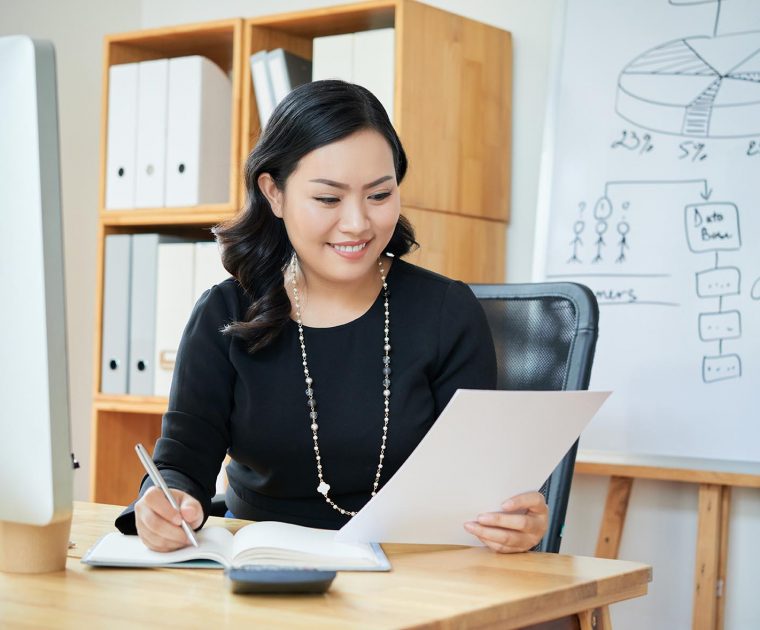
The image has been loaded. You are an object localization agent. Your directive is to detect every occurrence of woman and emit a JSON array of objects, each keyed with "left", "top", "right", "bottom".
[{"left": 116, "top": 80, "right": 548, "bottom": 554}]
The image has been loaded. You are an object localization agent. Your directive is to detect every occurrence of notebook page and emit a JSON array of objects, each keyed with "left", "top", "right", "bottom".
[
  {"left": 231, "top": 521, "right": 379, "bottom": 565},
  {"left": 83, "top": 526, "right": 234, "bottom": 567}
]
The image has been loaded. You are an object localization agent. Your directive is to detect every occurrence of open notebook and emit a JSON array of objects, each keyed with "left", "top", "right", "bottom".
[{"left": 82, "top": 521, "right": 390, "bottom": 571}]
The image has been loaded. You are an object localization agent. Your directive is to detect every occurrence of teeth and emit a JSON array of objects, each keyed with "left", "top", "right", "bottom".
[{"left": 333, "top": 243, "right": 367, "bottom": 253}]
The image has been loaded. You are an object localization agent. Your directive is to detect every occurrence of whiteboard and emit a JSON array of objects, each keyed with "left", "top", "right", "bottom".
[{"left": 534, "top": 0, "right": 760, "bottom": 462}]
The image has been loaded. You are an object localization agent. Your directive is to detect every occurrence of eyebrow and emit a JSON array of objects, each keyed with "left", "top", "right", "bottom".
[{"left": 308, "top": 175, "right": 394, "bottom": 190}]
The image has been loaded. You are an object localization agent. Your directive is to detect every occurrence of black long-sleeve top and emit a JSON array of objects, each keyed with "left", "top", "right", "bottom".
[{"left": 116, "top": 258, "right": 497, "bottom": 533}]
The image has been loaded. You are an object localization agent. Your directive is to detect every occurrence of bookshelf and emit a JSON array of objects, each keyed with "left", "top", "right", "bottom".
[{"left": 91, "top": 0, "right": 512, "bottom": 504}]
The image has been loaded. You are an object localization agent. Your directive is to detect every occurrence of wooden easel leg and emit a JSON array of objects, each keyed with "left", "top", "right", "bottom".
[
  {"left": 716, "top": 486, "right": 731, "bottom": 630},
  {"left": 595, "top": 476, "right": 633, "bottom": 559},
  {"left": 578, "top": 610, "right": 593, "bottom": 630},
  {"left": 577, "top": 607, "right": 612, "bottom": 630},
  {"left": 693, "top": 484, "right": 724, "bottom": 630},
  {"left": 598, "top": 605, "right": 612, "bottom": 630}
]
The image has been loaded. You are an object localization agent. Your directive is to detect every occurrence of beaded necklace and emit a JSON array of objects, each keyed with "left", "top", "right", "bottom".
[{"left": 290, "top": 256, "right": 390, "bottom": 516}]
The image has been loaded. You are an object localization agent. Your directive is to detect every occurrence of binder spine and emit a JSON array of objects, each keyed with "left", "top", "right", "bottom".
[
  {"left": 105, "top": 63, "right": 139, "bottom": 209},
  {"left": 128, "top": 234, "right": 159, "bottom": 395},
  {"left": 100, "top": 234, "right": 132, "bottom": 394}
]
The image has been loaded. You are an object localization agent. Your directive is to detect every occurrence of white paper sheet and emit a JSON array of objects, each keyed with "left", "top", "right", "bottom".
[{"left": 335, "top": 389, "right": 611, "bottom": 546}]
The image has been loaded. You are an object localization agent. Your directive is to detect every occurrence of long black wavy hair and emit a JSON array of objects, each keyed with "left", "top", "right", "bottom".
[{"left": 213, "top": 80, "right": 418, "bottom": 354}]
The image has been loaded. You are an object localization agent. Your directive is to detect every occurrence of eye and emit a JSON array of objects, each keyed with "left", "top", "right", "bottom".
[
  {"left": 369, "top": 192, "right": 391, "bottom": 201},
  {"left": 314, "top": 197, "right": 340, "bottom": 205}
]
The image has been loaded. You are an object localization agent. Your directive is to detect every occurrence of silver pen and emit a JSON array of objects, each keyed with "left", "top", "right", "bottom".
[{"left": 134, "top": 443, "right": 199, "bottom": 548}]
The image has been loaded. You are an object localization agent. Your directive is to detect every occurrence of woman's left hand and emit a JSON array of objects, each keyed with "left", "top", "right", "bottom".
[{"left": 464, "top": 491, "right": 549, "bottom": 553}]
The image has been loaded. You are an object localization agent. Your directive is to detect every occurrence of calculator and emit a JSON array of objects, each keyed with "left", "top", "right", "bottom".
[{"left": 224, "top": 566, "right": 337, "bottom": 594}]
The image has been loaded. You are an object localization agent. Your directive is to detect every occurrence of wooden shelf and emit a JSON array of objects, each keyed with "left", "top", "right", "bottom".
[
  {"left": 107, "top": 18, "right": 240, "bottom": 70},
  {"left": 100, "top": 205, "right": 238, "bottom": 227},
  {"left": 248, "top": 1, "right": 395, "bottom": 36},
  {"left": 91, "top": 18, "right": 246, "bottom": 503},
  {"left": 93, "top": 395, "right": 168, "bottom": 415}
]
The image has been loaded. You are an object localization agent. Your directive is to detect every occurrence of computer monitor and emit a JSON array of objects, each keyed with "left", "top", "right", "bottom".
[{"left": 0, "top": 35, "right": 73, "bottom": 571}]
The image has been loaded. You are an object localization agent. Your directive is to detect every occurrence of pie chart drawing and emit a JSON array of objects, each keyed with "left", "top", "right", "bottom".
[{"left": 616, "top": 31, "right": 760, "bottom": 138}]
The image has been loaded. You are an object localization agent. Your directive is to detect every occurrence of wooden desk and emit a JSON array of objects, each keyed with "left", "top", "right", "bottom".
[
  {"left": 576, "top": 450, "right": 760, "bottom": 630},
  {"left": 0, "top": 502, "right": 651, "bottom": 629}
]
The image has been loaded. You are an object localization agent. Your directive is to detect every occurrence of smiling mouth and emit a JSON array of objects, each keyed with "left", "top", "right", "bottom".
[{"left": 329, "top": 241, "right": 369, "bottom": 253}]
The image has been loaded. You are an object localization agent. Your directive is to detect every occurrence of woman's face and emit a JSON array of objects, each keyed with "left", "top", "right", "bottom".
[{"left": 262, "top": 129, "right": 400, "bottom": 287}]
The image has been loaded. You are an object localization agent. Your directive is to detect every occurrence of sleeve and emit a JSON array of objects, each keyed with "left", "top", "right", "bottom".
[
  {"left": 431, "top": 281, "right": 497, "bottom": 416},
  {"left": 115, "top": 284, "right": 237, "bottom": 534}
]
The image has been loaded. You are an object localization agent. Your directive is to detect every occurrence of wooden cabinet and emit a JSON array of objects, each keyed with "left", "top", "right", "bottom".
[{"left": 91, "top": 0, "right": 511, "bottom": 504}]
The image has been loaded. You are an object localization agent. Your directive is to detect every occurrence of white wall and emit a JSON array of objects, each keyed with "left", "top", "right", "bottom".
[
  {"left": 0, "top": 0, "right": 142, "bottom": 502},
  {"left": 4, "top": 0, "right": 756, "bottom": 627}
]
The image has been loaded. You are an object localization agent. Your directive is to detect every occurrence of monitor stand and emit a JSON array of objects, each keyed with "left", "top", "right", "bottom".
[{"left": 0, "top": 512, "right": 72, "bottom": 573}]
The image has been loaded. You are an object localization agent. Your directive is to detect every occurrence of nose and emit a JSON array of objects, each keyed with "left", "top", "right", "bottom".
[{"left": 338, "top": 197, "right": 371, "bottom": 234}]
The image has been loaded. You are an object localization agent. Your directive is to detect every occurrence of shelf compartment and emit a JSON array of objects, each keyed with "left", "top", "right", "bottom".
[
  {"left": 240, "top": 0, "right": 511, "bottom": 222},
  {"left": 98, "top": 18, "right": 244, "bottom": 215},
  {"left": 91, "top": 410, "right": 162, "bottom": 504}
]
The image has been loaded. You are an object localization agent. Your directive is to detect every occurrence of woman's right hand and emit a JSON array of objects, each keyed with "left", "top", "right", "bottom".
[{"left": 134, "top": 486, "right": 204, "bottom": 552}]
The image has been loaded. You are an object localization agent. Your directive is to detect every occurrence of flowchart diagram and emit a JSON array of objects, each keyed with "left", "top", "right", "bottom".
[
  {"left": 562, "top": 179, "right": 756, "bottom": 382},
  {"left": 683, "top": 196, "right": 743, "bottom": 382}
]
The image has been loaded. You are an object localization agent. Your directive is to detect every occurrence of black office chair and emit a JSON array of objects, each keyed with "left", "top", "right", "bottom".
[{"left": 469, "top": 282, "right": 599, "bottom": 553}]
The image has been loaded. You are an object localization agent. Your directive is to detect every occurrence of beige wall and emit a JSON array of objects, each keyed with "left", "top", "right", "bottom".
[{"left": 0, "top": 0, "right": 141, "bottom": 501}]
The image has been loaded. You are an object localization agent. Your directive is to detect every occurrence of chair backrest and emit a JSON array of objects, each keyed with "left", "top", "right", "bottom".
[{"left": 469, "top": 282, "right": 599, "bottom": 553}]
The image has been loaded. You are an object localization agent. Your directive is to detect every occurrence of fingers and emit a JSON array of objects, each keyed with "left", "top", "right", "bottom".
[
  {"left": 479, "top": 509, "right": 547, "bottom": 543},
  {"left": 136, "top": 509, "right": 189, "bottom": 552},
  {"left": 477, "top": 511, "right": 544, "bottom": 547},
  {"left": 463, "top": 492, "right": 549, "bottom": 553},
  {"left": 499, "top": 492, "right": 549, "bottom": 536},
  {"left": 135, "top": 487, "right": 202, "bottom": 552},
  {"left": 463, "top": 521, "right": 534, "bottom": 553},
  {"left": 143, "top": 486, "right": 184, "bottom": 525},
  {"left": 501, "top": 491, "right": 548, "bottom": 514},
  {"left": 477, "top": 512, "right": 532, "bottom": 532},
  {"left": 178, "top": 493, "right": 204, "bottom": 529}
]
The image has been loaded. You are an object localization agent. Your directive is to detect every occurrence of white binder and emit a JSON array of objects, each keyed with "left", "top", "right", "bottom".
[
  {"left": 312, "top": 33, "right": 354, "bottom": 82},
  {"left": 135, "top": 59, "right": 169, "bottom": 208},
  {"left": 193, "top": 241, "right": 229, "bottom": 299},
  {"left": 353, "top": 28, "right": 395, "bottom": 121},
  {"left": 105, "top": 63, "right": 138, "bottom": 209},
  {"left": 150, "top": 241, "right": 228, "bottom": 398},
  {"left": 100, "top": 234, "right": 132, "bottom": 394},
  {"left": 153, "top": 241, "right": 195, "bottom": 397},
  {"left": 249, "top": 50, "right": 276, "bottom": 129},
  {"left": 165, "top": 56, "right": 231, "bottom": 207},
  {"left": 266, "top": 49, "right": 312, "bottom": 106},
  {"left": 128, "top": 233, "right": 181, "bottom": 395}
]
